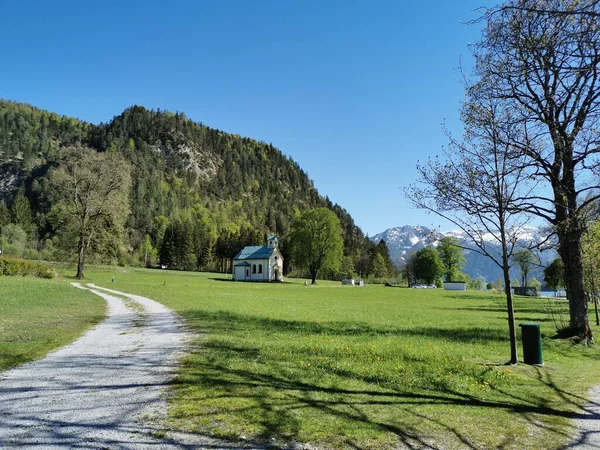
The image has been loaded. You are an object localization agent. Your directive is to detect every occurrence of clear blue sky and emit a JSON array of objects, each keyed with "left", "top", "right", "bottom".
[{"left": 0, "top": 0, "right": 492, "bottom": 235}]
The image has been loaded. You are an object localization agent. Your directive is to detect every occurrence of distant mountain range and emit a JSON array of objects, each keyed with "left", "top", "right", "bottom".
[{"left": 371, "top": 225, "right": 554, "bottom": 283}]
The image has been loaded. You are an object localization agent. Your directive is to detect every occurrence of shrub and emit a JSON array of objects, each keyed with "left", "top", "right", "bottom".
[{"left": 0, "top": 257, "right": 55, "bottom": 279}]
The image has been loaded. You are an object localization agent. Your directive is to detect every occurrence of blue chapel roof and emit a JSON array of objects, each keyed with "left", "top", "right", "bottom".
[{"left": 233, "top": 246, "right": 275, "bottom": 260}]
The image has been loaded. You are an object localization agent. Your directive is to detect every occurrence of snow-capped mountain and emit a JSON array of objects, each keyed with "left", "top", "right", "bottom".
[{"left": 371, "top": 225, "right": 554, "bottom": 282}]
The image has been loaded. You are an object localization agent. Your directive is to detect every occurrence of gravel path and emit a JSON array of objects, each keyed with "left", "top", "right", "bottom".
[
  {"left": 0, "top": 283, "right": 255, "bottom": 449},
  {"left": 566, "top": 384, "right": 600, "bottom": 449}
]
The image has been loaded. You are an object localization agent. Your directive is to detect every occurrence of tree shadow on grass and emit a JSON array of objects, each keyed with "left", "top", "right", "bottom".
[
  {"left": 173, "top": 309, "right": 600, "bottom": 449},
  {"left": 183, "top": 309, "right": 509, "bottom": 344}
]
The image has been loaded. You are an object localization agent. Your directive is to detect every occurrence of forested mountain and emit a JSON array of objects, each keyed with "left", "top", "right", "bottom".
[{"left": 0, "top": 99, "right": 393, "bottom": 278}]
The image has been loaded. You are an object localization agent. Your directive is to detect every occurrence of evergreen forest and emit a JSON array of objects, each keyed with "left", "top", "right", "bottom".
[{"left": 0, "top": 100, "right": 395, "bottom": 280}]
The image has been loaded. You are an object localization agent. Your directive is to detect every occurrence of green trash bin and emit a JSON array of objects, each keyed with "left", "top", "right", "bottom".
[{"left": 519, "top": 323, "right": 543, "bottom": 365}]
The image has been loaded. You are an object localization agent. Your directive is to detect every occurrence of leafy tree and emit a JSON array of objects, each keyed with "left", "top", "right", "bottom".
[
  {"left": 47, "top": 146, "right": 131, "bottom": 279},
  {"left": 374, "top": 239, "right": 396, "bottom": 278},
  {"left": 544, "top": 258, "right": 565, "bottom": 291},
  {"left": 437, "top": 236, "right": 465, "bottom": 281},
  {"left": 582, "top": 221, "right": 600, "bottom": 326},
  {"left": 371, "top": 253, "right": 389, "bottom": 279},
  {"left": 0, "top": 201, "right": 10, "bottom": 255},
  {"left": 139, "top": 234, "right": 157, "bottom": 267},
  {"left": 471, "top": 0, "right": 600, "bottom": 340},
  {"left": 512, "top": 249, "right": 537, "bottom": 288},
  {"left": 1, "top": 223, "right": 27, "bottom": 256},
  {"left": 400, "top": 252, "right": 416, "bottom": 285},
  {"left": 468, "top": 276, "right": 486, "bottom": 290},
  {"left": 529, "top": 277, "right": 542, "bottom": 292},
  {"left": 289, "top": 208, "right": 344, "bottom": 284},
  {"left": 11, "top": 191, "right": 33, "bottom": 234},
  {"left": 412, "top": 247, "right": 444, "bottom": 285}
]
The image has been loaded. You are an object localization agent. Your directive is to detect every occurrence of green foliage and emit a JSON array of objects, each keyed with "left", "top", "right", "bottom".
[
  {"left": 582, "top": 221, "right": 600, "bottom": 297},
  {"left": 544, "top": 258, "right": 564, "bottom": 290},
  {"left": 0, "top": 100, "right": 372, "bottom": 277},
  {"left": 289, "top": 208, "right": 344, "bottom": 284},
  {"left": 47, "top": 146, "right": 131, "bottom": 278},
  {"left": 11, "top": 191, "right": 33, "bottom": 234},
  {"left": 0, "top": 256, "right": 54, "bottom": 278},
  {"left": 413, "top": 247, "right": 444, "bottom": 284},
  {"left": 468, "top": 277, "right": 486, "bottom": 290},
  {"left": 529, "top": 277, "right": 542, "bottom": 291},
  {"left": 512, "top": 249, "right": 537, "bottom": 288},
  {"left": 0, "top": 201, "right": 10, "bottom": 228},
  {"left": 437, "top": 236, "right": 466, "bottom": 281},
  {"left": 370, "top": 252, "right": 389, "bottom": 279}
]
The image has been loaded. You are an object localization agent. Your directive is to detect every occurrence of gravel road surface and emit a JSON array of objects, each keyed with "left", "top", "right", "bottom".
[
  {"left": 0, "top": 284, "right": 255, "bottom": 449},
  {"left": 566, "top": 384, "right": 600, "bottom": 449}
]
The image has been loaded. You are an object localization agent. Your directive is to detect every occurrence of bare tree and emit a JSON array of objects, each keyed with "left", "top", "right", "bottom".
[
  {"left": 407, "top": 95, "right": 534, "bottom": 364},
  {"left": 48, "top": 146, "right": 131, "bottom": 279},
  {"left": 470, "top": 0, "right": 600, "bottom": 341}
]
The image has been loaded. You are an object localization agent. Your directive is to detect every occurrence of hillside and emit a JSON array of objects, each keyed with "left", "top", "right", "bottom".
[
  {"left": 372, "top": 225, "right": 554, "bottom": 283},
  {"left": 0, "top": 99, "right": 383, "bottom": 276}
]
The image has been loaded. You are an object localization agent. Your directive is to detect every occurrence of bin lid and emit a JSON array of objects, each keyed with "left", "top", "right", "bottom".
[{"left": 519, "top": 323, "right": 540, "bottom": 328}]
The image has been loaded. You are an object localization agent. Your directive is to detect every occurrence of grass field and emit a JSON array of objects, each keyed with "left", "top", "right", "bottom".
[
  {"left": 74, "top": 266, "right": 600, "bottom": 450},
  {"left": 0, "top": 277, "right": 105, "bottom": 373}
]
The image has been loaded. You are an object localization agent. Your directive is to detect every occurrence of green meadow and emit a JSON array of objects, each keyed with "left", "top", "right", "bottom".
[
  {"left": 0, "top": 277, "right": 105, "bottom": 372},
  {"left": 75, "top": 266, "right": 600, "bottom": 450}
]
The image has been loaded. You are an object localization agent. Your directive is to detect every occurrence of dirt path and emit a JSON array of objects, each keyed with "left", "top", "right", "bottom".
[{"left": 0, "top": 284, "right": 254, "bottom": 449}]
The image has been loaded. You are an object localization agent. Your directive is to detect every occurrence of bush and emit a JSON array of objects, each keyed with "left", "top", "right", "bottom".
[{"left": 0, "top": 257, "right": 55, "bottom": 278}]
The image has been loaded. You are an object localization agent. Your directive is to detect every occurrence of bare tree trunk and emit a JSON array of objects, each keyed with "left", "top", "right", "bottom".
[
  {"left": 594, "top": 295, "right": 599, "bottom": 327},
  {"left": 502, "top": 262, "right": 518, "bottom": 364},
  {"left": 310, "top": 269, "right": 318, "bottom": 285},
  {"left": 76, "top": 238, "right": 85, "bottom": 280}
]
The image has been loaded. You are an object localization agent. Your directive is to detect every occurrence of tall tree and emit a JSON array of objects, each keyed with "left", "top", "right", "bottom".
[
  {"left": 582, "top": 221, "right": 600, "bottom": 326},
  {"left": 437, "top": 236, "right": 466, "bottom": 281},
  {"left": 412, "top": 247, "right": 444, "bottom": 285},
  {"left": 11, "top": 191, "right": 33, "bottom": 235},
  {"left": 473, "top": 0, "right": 600, "bottom": 340},
  {"left": 544, "top": 258, "right": 565, "bottom": 291},
  {"left": 0, "top": 201, "right": 9, "bottom": 255},
  {"left": 512, "top": 249, "right": 537, "bottom": 288},
  {"left": 407, "top": 91, "right": 532, "bottom": 364},
  {"left": 289, "top": 207, "right": 344, "bottom": 284},
  {"left": 47, "top": 146, "right": 131, "bottom": 279}
]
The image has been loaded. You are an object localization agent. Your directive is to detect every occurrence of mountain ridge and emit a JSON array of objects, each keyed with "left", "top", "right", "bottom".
[
  {"left": 372, "top": 225, "right": 553, "bottom": 283},
  {"left": 0, "top": 99, "right": 382, "bottom": 275}
]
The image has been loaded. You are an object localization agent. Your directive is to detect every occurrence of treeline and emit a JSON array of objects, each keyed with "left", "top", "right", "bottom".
[{"left": 0, "top": 100, "right": 396, "bottom": 280}]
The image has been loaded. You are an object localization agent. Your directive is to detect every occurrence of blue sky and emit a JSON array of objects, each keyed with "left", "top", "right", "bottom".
[{"left": 0, "top": 0, "right": 492, "bottom": 235}]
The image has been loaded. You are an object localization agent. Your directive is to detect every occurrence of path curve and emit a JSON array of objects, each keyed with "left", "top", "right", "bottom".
[{"left": 0, "top": 283, "right": 251, "bottom": 449}]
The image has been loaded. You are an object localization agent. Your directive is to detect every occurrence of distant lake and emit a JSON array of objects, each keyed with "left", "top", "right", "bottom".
[{"left": 539, "top": 290, "right": 567, "bottom": 298}]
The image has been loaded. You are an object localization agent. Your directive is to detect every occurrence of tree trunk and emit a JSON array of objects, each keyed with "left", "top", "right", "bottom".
[
  {"left": 594, "top": 295, "right": 599, "bottom": 327},
  {"left": 503, "top": 265, "right": 518, "bottom": 364},
  {"left": 76, "top": 238, "right": 85, "bottom": 280},
  {"left": 557, "top": 231, "right": 592, "bottom": 340},
  {"left": 310, "top": 269, "right": 318, "bottom": 285}
]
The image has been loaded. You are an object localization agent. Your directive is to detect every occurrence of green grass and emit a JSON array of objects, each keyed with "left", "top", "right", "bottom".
[
  {"left": 0, "top": 276, "right": 105, "bottom": 372},
  {"left": 79, "top": 267, "right": 600, "bottom": 449}
]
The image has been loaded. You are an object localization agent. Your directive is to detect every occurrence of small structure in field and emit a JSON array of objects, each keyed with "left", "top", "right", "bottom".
[
  {"left": 232, "top": 236, "right": 283, "bottom": 282},
  {"left": 443, "top": 281, "right": 467, "bottom": 291},
  {"left": 341, "top": 279, "right": 364, "bottom": 287},
  {"left": 513, "top": 286, "right": 538, "bottom": 297}
]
